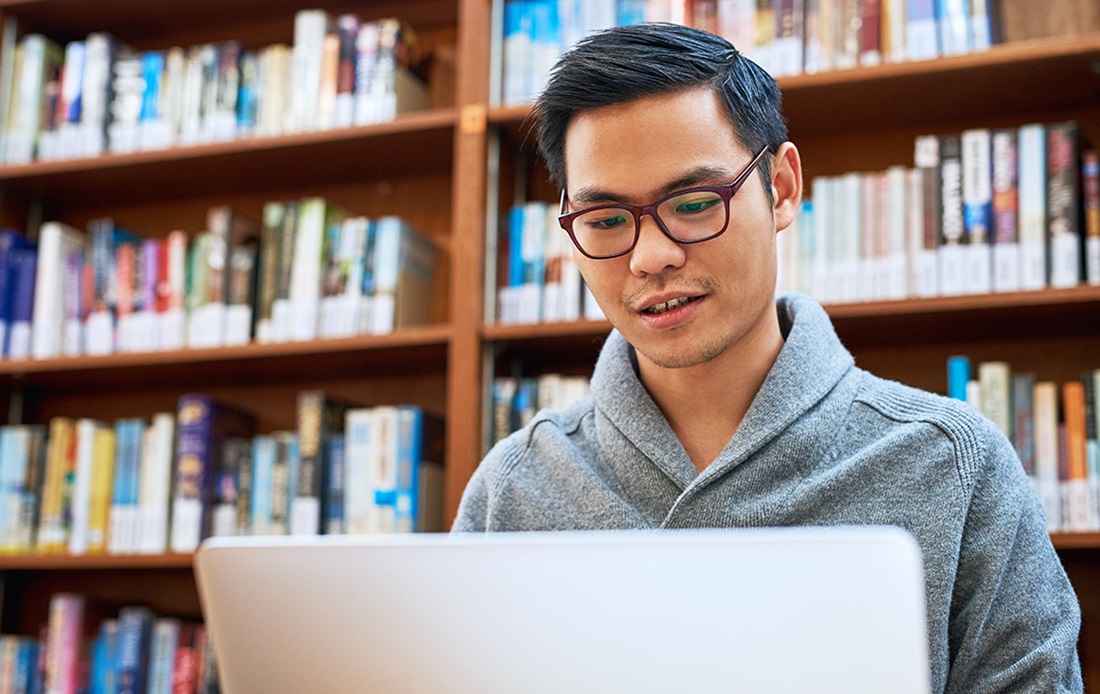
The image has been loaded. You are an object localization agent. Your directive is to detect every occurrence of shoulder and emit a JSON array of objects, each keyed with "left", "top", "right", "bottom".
[{"left": 850, "top": 371, "right": 1018, "bottom": 495}]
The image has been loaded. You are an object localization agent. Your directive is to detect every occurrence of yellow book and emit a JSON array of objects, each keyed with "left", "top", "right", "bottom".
[
  {"left": 36, "top": 417, "right": 74, "bottom": 553},
  {"left": 86, "top": 427, "right": 117, "bottom": 554}
]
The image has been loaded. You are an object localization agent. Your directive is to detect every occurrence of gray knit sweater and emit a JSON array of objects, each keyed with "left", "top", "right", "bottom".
[{"left": 453, "top": 293, "right": 1082, "bottom": 693}]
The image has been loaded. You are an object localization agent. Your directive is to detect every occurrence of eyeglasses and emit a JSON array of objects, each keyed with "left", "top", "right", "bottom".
[{"left": 557, "top": 146, "right": 771, "bottom": 260}]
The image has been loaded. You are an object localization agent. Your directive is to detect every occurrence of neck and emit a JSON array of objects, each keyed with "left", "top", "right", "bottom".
[{"left": 637, "top": 316, "right": 784, "bottom": 473}]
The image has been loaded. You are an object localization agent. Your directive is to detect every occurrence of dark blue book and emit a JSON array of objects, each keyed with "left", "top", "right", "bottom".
[{"left": 117, "top": 607, "right": 154, "bottom": 694}]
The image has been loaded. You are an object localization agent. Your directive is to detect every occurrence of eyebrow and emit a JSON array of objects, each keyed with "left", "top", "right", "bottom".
[{"left": 568, "top": 165, "right": 737, "bottom": 207}]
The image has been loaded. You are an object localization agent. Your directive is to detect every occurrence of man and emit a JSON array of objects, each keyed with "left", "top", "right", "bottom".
[{"left": 453, "top": 23, "right": 1082, "bottom": 692}]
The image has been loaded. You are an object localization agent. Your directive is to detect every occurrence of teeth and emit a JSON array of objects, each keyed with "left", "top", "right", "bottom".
[{"left": 647, "top": 297, "right": 692, "bottom": 315}]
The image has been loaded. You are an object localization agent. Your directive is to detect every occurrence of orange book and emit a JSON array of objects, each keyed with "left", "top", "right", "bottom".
[{"left": 1063, "top": 381, "right": 1088, "bottom": 481}]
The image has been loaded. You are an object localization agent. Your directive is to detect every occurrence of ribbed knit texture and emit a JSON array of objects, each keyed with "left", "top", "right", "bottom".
[{"left": 454, "top": 293, "right": 1082, "bottom": 693}]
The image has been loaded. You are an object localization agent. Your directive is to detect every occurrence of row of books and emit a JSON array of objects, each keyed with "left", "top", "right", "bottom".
[
  {"left": 1, "top": 391, "right": 445, "bottom": 558},
  {"left": 0, "top": 10, "right": 429, "bottom": 165},
  {"left": 0, "top": 201, "right": 437, "bottom": 361},
  {"left": 497, "top": 201, "right": 606, "bottom": 324},
  {"left": 947, "top": 356, "right": 1100, "bottom": 533},
  {"left": 501, "top": 0, "right": 999, "bottom": 104},
  {"left": 490, "top": 373, "right": 591, "bottom": 444},
  {"left": 777, "top": 120, "right": 1099, "bottom": 303},
  {"left": 5, "top": 593, "right": 216, "bottom": 694}
]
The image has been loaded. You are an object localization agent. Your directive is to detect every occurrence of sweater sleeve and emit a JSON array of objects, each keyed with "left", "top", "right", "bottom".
[{"left": 943, "top": 426, "right": 1082, "bottom": 693}]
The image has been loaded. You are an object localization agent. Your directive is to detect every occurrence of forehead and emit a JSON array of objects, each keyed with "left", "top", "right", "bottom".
[{"left": 563, "top": 87, "right": 747, "bottom": 197}]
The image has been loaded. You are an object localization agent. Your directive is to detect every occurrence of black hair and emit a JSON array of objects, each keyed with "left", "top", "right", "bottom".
[{"left": 532, "top": 23, "right": 788, "bottom": 202}]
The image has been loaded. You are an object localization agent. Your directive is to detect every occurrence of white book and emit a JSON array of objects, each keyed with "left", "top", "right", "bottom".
[
  {"left": 520, "top": 201, "right": 547, "bottom": 324},
  {"left": 344, "top": 407, "right": 375, "bottom": 535},
  {"left": 885, "top": 0, "right": 907, "bottom": 63},
  {"left": 582, "top": 282, "right": 605, "bottom": 320},
  {"left": 68, "top": 419, "right": 104, "bottom": 555},
  {"left": 137, "top": 413, "right": 175, "bottom": 554},
  {"left": 55, "top": 40, "right": 86, "bottom": 161},
  {"left": 905, "top": 168, "right": 925, "bottom": 298},
  {"left": 0, "top": 427, "right": 30, "bottom": 550},
  {"left": 811, "top": 176, "right": 833, "bottom": 303},
  {"left": 961, "top": 129, "right": 992, "bottom": 295},
  {"left": 840, "top": 173, "right": 863, "bottom": 303},
  {"left": 32, "top": 221, "right": 84, "bottom": 360},
  {"left": 1033, "top": 382, "right": 1061, "bottom": 532},
  {"left": 991, "top": 129, "right": 1020, "bottom": 292},
  {"left": 290, "top": 9, "right": 333, "bottom": 133},
  {"left": 289, "top": 198, "right": 330, "bottom": 342},
  {"left": 1017, "top": 124, "right": 1047, "bottom": 290},
  {"left": 6, "top": 35, "right": 58, "bottom": 165},
  {"left": 977, "top": 361, "right": 1010, "bottom": 437},
  {"left": 369, "top": 405, "right": 400, "bottom": 533},
  {"left": 968, "top": 0, "right": 991, "bottom": 51},
  {"left": 885, "top": 166, "right": 909, "bottom": 299}
]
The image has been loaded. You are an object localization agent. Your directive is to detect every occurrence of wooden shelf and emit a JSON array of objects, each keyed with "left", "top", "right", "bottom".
[
  {"left": 1051, "top": 533, "right": 1100, "bottom": 551},
  {"left": 0, "top": 0, "right": 460, "bottom": 45},
  {"left": 0, "top": 110, "right": 459, "bottom": 207},
  {"left": 0, "top": 324, "right": 452, "bottom": 392},
  {"left": 0, "top": 552, "right": 194, "bottom": 570}
]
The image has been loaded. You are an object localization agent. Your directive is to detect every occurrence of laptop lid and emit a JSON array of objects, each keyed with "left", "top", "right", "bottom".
[{"left": 195, "top": 526, "right": 930, "bottom": 694}]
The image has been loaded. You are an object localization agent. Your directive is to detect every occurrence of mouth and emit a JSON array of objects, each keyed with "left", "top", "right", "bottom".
[{"left": 642, "top": 295, "right": 700, "bottom": 315}]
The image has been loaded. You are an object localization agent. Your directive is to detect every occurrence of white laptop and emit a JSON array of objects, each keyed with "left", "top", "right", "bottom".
[{"left": 194, "top": 527, "right": 930, "bottom": 694}]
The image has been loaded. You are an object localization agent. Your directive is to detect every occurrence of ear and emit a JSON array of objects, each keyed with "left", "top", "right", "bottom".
[{"left": 770, "top": 142, "right": 803, "bottom": 233}]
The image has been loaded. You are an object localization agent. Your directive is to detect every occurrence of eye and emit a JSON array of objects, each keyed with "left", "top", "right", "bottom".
[
  {"left": 671, "top": 194, "right": 721, "bottom": 215},
  {"left": 580, "top": 210, "right": 631, "bottom": 231}
]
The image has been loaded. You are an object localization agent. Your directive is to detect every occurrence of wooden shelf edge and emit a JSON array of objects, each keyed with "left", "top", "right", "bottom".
[
  {"left": 1051, "top": 532, "right": 1100, "bottom": 551},
  {"left": 824, "top": 286, "right": 1100, "bottom": 320},
  {"left": 0, "top": 108, "right": 459, "bottom": 182},
  {"left": 482, "top": 319, "right": 612, "bottom": 341},
  {"left": 0, "top": 552, "right": 195, "bottom": 570},
  {"left": 0, "top": 324, "right": 453, "bottom": 378}
]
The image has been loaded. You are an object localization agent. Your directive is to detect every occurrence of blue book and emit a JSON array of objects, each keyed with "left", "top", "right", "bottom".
[
  {"left": 139, "top": 51, "right": 163, "bottom": 126},
  {"left": 946, "top": 355, "right": 971, "bottom": 401},
  {"left": 145, "top": 618, "right": 181, "bottom": 694},
  {"left": 394, "top": 406, "right": 445, "bottom": 532},
  {"left": 14, "top": 636, "right": 39, "bottom": 694},
  {"left": 8, "top": 245, "right": 37, "bottom": 360},
  {"left": 324, "top": 433, "right": 345, "bottom": 535},
  {"left": 250, "top": 434, "right": 276, "bottom": 536},
  {"left": 89, "top": 619, "right": 120, "bottom": 694},
  {"left": 617, "top": 0, "right": 646, "bottom": 25},
  {"left": 117, "top": 607, "right": 154, "bottom": 694},
  {"left": 0, "top": 230, "right": 31, "bottom": 357},
  {"left": 109, "top": 418, "right": 144, "bottom": 553}
]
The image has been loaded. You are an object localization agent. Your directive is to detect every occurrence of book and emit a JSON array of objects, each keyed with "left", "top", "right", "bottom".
[
  {"left": 32, "top": 221, "right": 84, "bottom": 360},
  {"left": 977, "top": 361, "right": 1011, "bottom": 437},
  {"left": 86, "top": 425, "right": 117, "bottom": 554},
  {"left": 1033, "top": 381, "right": 1062, "bottom": 530},
  {"left": 85, "top": 218, "right": 140, "bottom": 356},
  {"left": 392, "top": 406, "right": 445, "bottom": 532},
  {"left": 108, "top": 418, "right": 145, "bottom": 554},
  {"left": 1017, "top": 123, "right": 1047, "bottom": 290},
  {"left": 857, "top": 0, "right": 882, "bottom": 67},
  {"left": 0, "top": 426, "right": 31, "bottom": 552},
  {"left": 946, "top": 355, "right": 970, "bottom": 401},
  {"left": 289, "top": 197, "right": 337, "bottom": 342},
  {"left": 938, "top": 134, "right": 965, "bottom": 296},
  {"left": 89, "top": 618, "right": 120, "bottom": 694},
  {"left": 269, "top": 431, "right": 298, "bottom": 536},
  {"left": 249, "top": 434, "right": 277, "bottom": 536},
  {"left": 1046, "top": 121, "right": 1082, "bottom": 288},
  {"left": 155, "top": 230, "right": 187, "bottom": 351},
  {"left": 146, "top": 618, "right": 181, "bottom": 694},
  {"left": 343, "top": 407, "right": 375, "bottom": 534},
  {"left": 290, "top": 9, "right": 335, "bottom": 133},
  {"left": 16, "top": 426, "right": 47, "bottom": 552},
  {"left": 254, "top": 201, "right": 286, "bottom": 343},
  {"left": 78, "top": 32, "right": 117, "bottom": 158},
  {"left": 36, "top": 416, "right": 76, "bottom": 553},
  {"left": 291, "top": 390, "right": 348, "bottom": 535},
  {"left": 43, "top": 593, "right": 84, "bottom": 694},
  {"left": 991, "top": 128, "right": 1020, "bottom": 292},
  {"left": 324, "top": 434, "right": 346, "bottom": 535},
  {"left": 1063, "top": 381, "right": 1092, "bottom": 530},
  {"left": 116, "top": 606, "right": 154, "bottom": 694},
  {"left": 961, "top": 128, "right": 992, "bottom": 294},
  {"left": 137, "top": 412, "right": 175, "bottom": 554},
  {"left": 0, "top": 229, "right": 32, "bottom": 356},
  {"left": 68, "top": 418, "right": 107, "bottom": 555},
  {"left": 1011, "top": 373, "right": 1037, "bottom": 482},
  {"left": 366, "top": 216, "right": 438, "bottom": 334},
  {"left": 1082, "top": 149, "right": 1099, "bottom": 285},
  {"left": 7, "top": 243, "right": 37, "bottom": 360},
  {"left": 212, "top": 437, "right": 250, "bottom": 537},
  {"left": 935, "top": 0, "right": 970, "bottom": 56},
  {"left": 169, "top": 395, "right": 256, "bottom": 552},
  {"left": 107, "top": 48, "right": 143, "bottom": 154}
]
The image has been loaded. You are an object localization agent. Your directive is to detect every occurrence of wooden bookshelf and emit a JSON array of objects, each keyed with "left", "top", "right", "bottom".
[{"left": 1, "top": 0, "right": 1100, "bottom": 685}]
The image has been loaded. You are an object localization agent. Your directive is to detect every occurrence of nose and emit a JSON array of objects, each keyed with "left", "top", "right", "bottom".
[{"left": 628, "top": 214, "right": 687, "bottom": 276}]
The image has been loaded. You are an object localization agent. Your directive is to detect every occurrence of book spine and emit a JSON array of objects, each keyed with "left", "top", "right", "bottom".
[
  {"left": 1034, "top": 381, "right": 1062, "bottom": 531},
  {"left": 249, "top": 435, "right": 276, "bottom": 536},
  {"left": 1046, "top": 121, "right": 1081, "bottom": 288},
  {"left": 292, "top": 390, "right": 326, "bottom": 535},
  {"left": 138, "top": 413, "right": 175, "bottom": 553},
  {"left": 343, "top": 407, "right": 374, "bottom": 534},
  {"left": 116, "top": 607, "right": 153, "bottom": 694},
  {"left": 938, "top": 134, "right": 965, "bottom": 296},
  {"left": 946, "top": 355, "right": 970, "bottom": 402},
  {"left": 1083, "top": 149, "right": 1099, "bottom": 285},
  {"left": 43, "top": 593, "right": 84, "bottom": 694},
  {"left": 1011, "top": 373, "right": 1036, "bottom": 479},
  {"left": 977, "top": 361, "right": 1010, "bottom": 436},
  {"left": 87, "top": 426, "right": 117, "bottom": 553},
  {"left": 991, "top": 127, "right": 1020, "bottom": 292},
  {"left": 1017, "top": 123, "right": 1047, "bottom": 289},
  {"left": 1064, "top": 381, "right": 1092, "bottom": 530},
  {"left": 324, "top": 433, "right": 345, "bottom": 535},
  {"left": 961, "top": 128, "right": 992, "bottom": 295},
  {"left": 170, "top": 395, "right": 217, "bottom": 552}
]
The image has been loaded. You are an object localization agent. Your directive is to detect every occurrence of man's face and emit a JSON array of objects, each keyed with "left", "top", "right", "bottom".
[{"left": 563, "top": 87, "right": 783, "bottom": 372}]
